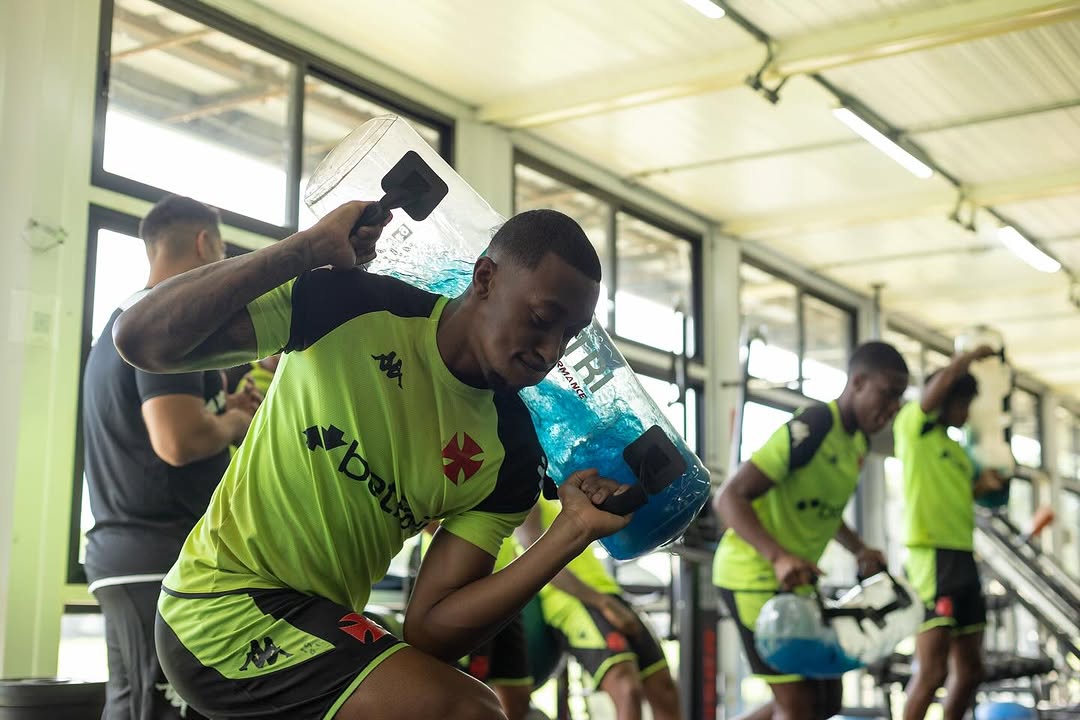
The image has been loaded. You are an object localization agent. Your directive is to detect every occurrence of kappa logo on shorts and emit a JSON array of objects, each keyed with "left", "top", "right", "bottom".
[
  {"left": 339, "top": 612, "right": 390, "bottom": 644},
  {"left": 239, "top": 636, "right": 293, "bottom": 671},
  {"left": 936, "top": 596, "right": 955, "bottom": 618},
  {"left": 442, "top": 432, "right": 484, "bottom": 485},
  {"left": 606, "top": 632, "right": 628, "bottom": 652},
  {"left": 468, "top": 655, "right": 491, "bottom": 680}
]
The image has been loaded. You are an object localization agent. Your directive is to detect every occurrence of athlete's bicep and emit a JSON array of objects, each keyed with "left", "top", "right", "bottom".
[
  {"left": 442, "top": 508, "right": 529, "bottom": 559},
  {"left": 749, "top": 423, "right": 792, "bottom": 484},
  {"left": 407, "top": 527, "right": 496, "bottom": 620},
  {"left": 727, "top": 460, "right": 779, "bottom": 502}
]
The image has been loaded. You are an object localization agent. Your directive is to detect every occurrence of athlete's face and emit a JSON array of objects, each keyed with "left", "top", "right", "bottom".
[
  {"left": 852, "top": 368, "right": 909, "bottom": 435},
  {"left": 473, "top": 252, "right": 599, "bottom": 392}
]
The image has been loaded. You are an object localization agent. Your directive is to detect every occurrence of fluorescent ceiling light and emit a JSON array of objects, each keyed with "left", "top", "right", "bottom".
[
  {"left": 997, "top": 226, "right": 1061, "bottom": 273},
  {"left": 832, "top": 107, "right": 933, "bottom": 180},
  {"left": 682, "top": 0, "right": 725, "bottom": 19}
]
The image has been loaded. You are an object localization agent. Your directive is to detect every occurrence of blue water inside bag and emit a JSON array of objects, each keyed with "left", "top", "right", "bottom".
[
  {"left": 755, "top": 593, "right": 861, "bottom": 678},
  {"left": 305, "top": 115, "right": 711, "bottom": 560}
]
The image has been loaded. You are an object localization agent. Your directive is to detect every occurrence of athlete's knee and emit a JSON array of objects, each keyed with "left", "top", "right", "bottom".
[
  {"left": 772, "top": 684, "right": 819, "bottom": 720},
  {"left": 913, "top": 655, "right": 949, "bottom": 690},
  {"left": 952, "top": 656, "right": 984, "bottom": 690},
  {"left": 644, "top": 672, "right": 681, "bottom": 717},
  {"left": 602, "top": 662, "right": 643, "bottom": 711}
]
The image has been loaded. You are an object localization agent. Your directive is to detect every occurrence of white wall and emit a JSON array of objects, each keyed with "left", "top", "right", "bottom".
[{"left": 0, "top": 0, "right": 100, "bottom": 675}]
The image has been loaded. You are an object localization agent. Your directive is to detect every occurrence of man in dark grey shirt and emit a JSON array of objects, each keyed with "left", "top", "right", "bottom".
[{"left": 82, "top": 195, "right": 259, "bottom": 720}]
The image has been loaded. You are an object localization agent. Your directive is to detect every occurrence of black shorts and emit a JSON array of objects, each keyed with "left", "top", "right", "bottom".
[
  {"left": 156, "top": 586, "right": 406, "bottom": 719},
  {"left": 718, "top": 588, "right": 803, "bottom": 684},
  {"left": 905, "top": 547, "right": 987, "bottom": 634},
  {"left": 461, "top": 613, "right": 533, "bottom": 687},
  {"left": 547, "top": 593, "right": 667, "bottom": 688},
  {"left": 93, "top": 580, "right": 209, "bottom": 720}
]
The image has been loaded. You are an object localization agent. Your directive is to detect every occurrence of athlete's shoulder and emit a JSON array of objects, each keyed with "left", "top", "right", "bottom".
[
  {"left": 787, "top": 402, "right": 835, "bottom": 471},
  {"left": 472, "top": 391, "right": 546, "bottom": 515},
  {"left": 286, "top": 268, "right": 439, "bottom": 351}
]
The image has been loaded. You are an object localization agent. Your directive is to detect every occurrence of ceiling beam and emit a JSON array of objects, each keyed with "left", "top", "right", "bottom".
[
  {"left": 628, "top": 96, "right": 1080, "bottom": 179},
  {"left": 723, "top": 165, "right": 1080, "bottom": 239},
  {"left": 112, "top": 28, "right": 214, "bottom": 60},
  {"left": 477, "top": 0, "right": 1080, "bottom": 128}
]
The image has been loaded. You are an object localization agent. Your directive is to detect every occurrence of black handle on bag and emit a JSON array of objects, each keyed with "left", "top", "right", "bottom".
[{"left": 596, "top": 426, "right": 686, "bottom": 516}]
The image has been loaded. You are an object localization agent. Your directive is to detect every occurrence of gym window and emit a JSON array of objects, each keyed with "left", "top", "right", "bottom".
[
  {"left": 739, "top": 262, "right": 855, "bottom": 403},
  {"left": 93, "top": 0, "right": 451, "bottom": 238},
  {"left": 512, "top": 157, "right": 703, "bottom": 360}
]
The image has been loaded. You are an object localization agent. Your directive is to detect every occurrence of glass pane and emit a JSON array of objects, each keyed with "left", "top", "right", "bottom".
[
  {"left": 1061, "top": 490, "right": 1079, "bottom": 580},
  {"left": 740, "top": 402, "right": 793, "bottom": 462},
  {"left": 57, "top": 612, "right": 108, "bottom": 681},
  {"left": 801, "top": 295, "right": 851, "bottom": 402},
  {"left": 636, "top": 374, "right": 696, "bottom": 449},
  {"left": 1056, "top": 407, "right": 1078, "bottom": 481},
  {"left": 741, "top": 265, "right": 799, "bottom": 389},
  {"left": 299, "top": 76, "right": 443, "bottom": 230},
  {"left": 1011, "top": 389, "right": 1042, "bottom": 469},
  {"left": 514, "top": 164, "right": 611, "bottom": 327},
  {"left": 105, "top": 0, "right": 292, "bottom": 224},
  {"left": 91, "top": 230, "right": 149, "bottom": 343},
  {"left": 1007, "top": 478, "right": 1034, "bottom": 529},
  {"left": 883, "top": 456, "right": 905, "bottom": 571},
  {"left": 614, "top": 213, "right": 695, "bottom": 355}
]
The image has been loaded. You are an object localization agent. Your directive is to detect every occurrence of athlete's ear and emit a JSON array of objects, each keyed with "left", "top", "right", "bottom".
[{"left": 472, "top": 256, "right": 497, "bottom": 299}]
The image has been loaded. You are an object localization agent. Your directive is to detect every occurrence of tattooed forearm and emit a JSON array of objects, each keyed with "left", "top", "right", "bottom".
[{"left": 114, "top": 231, "right": 314, "bottom": 373}]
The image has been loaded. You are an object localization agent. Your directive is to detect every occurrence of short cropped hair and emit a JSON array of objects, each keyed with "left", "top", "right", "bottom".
[
  {"left": 925, "top": 368, "right": 978, "bottom": 405},
  {"left": 487, "top": 209, "right": 601, "bottom": 283},
  {"left": 139, "top": 195, "right": 220, "bottom": 247},
  {"left": 848, "top": 341, "right": 909, "bottom": 376}
]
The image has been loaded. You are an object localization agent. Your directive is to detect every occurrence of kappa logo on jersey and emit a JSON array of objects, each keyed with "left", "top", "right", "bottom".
[
  {"left": 790, "top": 420, "right": 810, "bottom": 448},
  {"left": 239, "top": 636, "right": 293, "bottom": 671},
  {"left": 443, "top": 432, "right": 484, "bottom": 485},
  {"left": 372, "top": 351, "right": 404, "bottom": 388},
  {"left": 338, "top": 612, "right": 390, "bottom": 644},
  {"left": 302, "top": 423, "right": 432, "bottom": 533}
]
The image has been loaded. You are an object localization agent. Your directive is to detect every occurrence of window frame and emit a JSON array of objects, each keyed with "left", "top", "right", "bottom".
[
  {"left": 740, "top": 258, "right": 858, "bottom": 397},
  {"left": 92, "top": 0, "right": 454, "bottom": 239}
]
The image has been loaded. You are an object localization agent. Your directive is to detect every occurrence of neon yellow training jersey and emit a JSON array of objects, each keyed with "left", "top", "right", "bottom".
[
  {"left": 893, "top": 401, "right": 976, "bottom": 551},
  {"left": 713, "top": 401, "right": 867, "bottom": 591},
  {"left": 163, "top": 269, "right": 548, "bottom": 612}
]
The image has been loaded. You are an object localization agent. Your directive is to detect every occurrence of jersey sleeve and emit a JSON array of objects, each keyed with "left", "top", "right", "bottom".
[
  {"left": 135, "top": 368, "right": 206, "bottom": 404},
  {"left": 246, "top": 280, "right": 294, "bottom": 359},
  {"left": 441, "top": 508, "right": 530, "bottom": 558},
  {"left": 750, "top": 403, "right": 834, "bottom": 483},
  {"left": 750, "top": 423, "right": 791, "bottom": 484},
  {"left": 893, "top": 401, "right": 935, "bottom": 441}
]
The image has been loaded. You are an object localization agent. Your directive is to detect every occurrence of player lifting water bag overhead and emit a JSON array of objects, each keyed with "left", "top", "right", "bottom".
[{"left": 303, "top": 116, "right": 711, "bottom": 559}]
